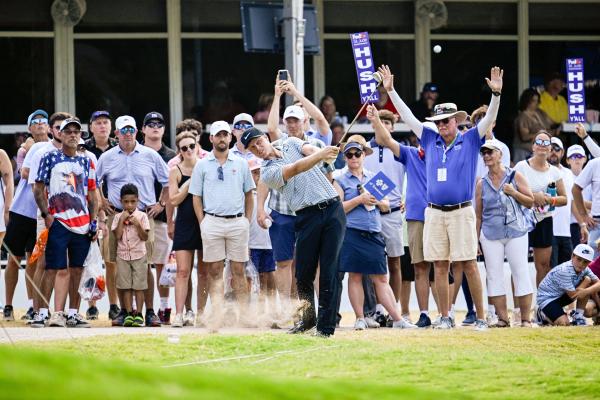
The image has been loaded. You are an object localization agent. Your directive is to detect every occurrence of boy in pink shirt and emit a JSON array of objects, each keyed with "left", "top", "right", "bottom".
[{"left": 112, "top": 184, "right": 150, "bottom": 327}]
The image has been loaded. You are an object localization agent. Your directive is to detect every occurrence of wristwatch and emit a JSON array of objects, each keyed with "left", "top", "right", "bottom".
[
  {"left": 492, "top": 91, "right": 502, "bottom": 97},
  {"left": 41, "top": 211, "right": 47, "bottom": 218}
]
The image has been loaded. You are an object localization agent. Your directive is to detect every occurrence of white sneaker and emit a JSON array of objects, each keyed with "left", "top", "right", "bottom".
[
  {"left": 432, "top": 315, "right": 442, "bottom": 327},
  {"left": 48, "top": 311, "right": 66, "bottom": 327},
  {"left": 183, "top": 310, "right": 195, "bottom": 327},
  {"left": 171, "top": 313, "right": 184, "bottom": 328},
  {"left": 433, "top": 316, "right": 453, "bottom": 329},
  {"left": 364, "top": 316, "right": 380, "bottom": 329},
  {"left": 354, "top": 318, "right": 368, "bottom": 330},
  {"left": 392, "top": 318, "right": 418, "bottom": 329},
  {"left": 512, "top": 309, "right": 521, "bottom": 327},
  {"left": 486, "top": 310, "right": 499, "bottom": 326},
  {"left": 474, "top": 319, "right": 489, "bottom": 331},
  {"left": 402, "top": 314, "right": 413, "bottom": 324}
]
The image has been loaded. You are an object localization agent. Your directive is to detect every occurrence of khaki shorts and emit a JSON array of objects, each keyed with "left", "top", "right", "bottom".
[
  {"left": 380, "top": 211, "right": 404, "bottom": 258},
  {"left": 116, "top": 255, "right": 148, "bottom": 290},
  {"left": 151, "top": 220, "right": 171, "bottom": 265},
  {"left": 423, "top": 206, "right": 477, "bottom": 262},
  {"left": 407, "top": 220, "right": 425, "bottom": 264},
  {"left": 108, "top": 212, "right": 154, "bottom": 263},
  {"left": 200, "top": 214, "right": 249, "bottom": 263}
]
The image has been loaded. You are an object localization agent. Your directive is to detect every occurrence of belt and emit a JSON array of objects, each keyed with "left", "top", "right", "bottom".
[
  {"left": 296, "top": 196, "right": 340, "bottom": 215},
  {"left": 380, "top": 206, "right": 402, "bottom": 215},
  {"left": 428, "top": 201, "right": 472, "bottom": 212},
  {"left": 205, "top": 212, "right": 244, "bottom": 219}
]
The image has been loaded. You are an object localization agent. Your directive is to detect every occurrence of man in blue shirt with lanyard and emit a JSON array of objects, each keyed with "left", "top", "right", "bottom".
[{"left": 378, "top": 64, "right": 503, "bottom": 330}]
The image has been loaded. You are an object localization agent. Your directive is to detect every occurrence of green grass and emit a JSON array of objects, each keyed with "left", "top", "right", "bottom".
[{"left": 2, "top": 327, "right": 599, "bottom": 399}]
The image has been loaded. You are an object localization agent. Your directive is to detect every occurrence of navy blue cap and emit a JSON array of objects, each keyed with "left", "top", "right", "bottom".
[
  {"left": 240, "top": 127, "right": 265, "bottom": 148},
  {"left": 143, "top": 111, "right": 164, "bottom": 125},
  {"left": 90, "top": 110, "right": 111, "bottom": 123},
  {"left": 422, "top": 82, "right": 438, "bottom": 93}
]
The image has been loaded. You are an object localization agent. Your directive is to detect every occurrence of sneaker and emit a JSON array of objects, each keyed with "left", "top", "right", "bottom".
[
  {"left": 392, "top": 318, "right": 418, "bottom": 329},
  {"left": 354, "top": 318, "right": 368, "bottom": 330},
  {"left": 172, "top": 313, "right": 184, "bottom": 328},
  {"left": 449, "top": 311, "right": 456, "bottom": 327},
  {"left": 474, "top": 319, "right": 489, "bottom": 331},
  {"left": 461, "top": 310, "right": 476, "bottom": 326},
  {"left": 183, "top": 310, "right": 195, "bottom": 327},
  {"left": 287, "top": 320, "right": 315, "bottom": 334},
  {"left": 123, "top": 314, "right": 134, "bottom": 327},
  {"left": 512, "top": 309, "right": 521, "bottom": 326},
  {"left": 364, "top": 316, "right": 380, "bottom": 329},
  {"left": 535, "top": 307, "right": 549, "bottom": 326},
  {"left": 433, "top": 316, "right": 453, "bottom": 329},
  {"left": 30, "top": 312, "right": 46, "bottom": 328},
  {"left": 416, "top": 313, "right": 432, "bottom": 328},
  {"left": 132, "top": 313, "right": 144, "bottom": 327},
  {"left": 48, "top": 311, "right": 67, "bottom": 327},
  {"left": 570, "top": 310, "right": 587, "bottom": 326},
  {"left": 86, "top": 306, "right": 99, "bottom": 320},
  {"left": 402, "top": 314, "right": 413, "bottom": 324},
  {"left": 158, "top": 308, "right": 172, "bottom": 325},
  {"left": 486, "top": 310, "right": 499, "bottom": 326},
  {"left": 431, "top": 315, "right": 442, "bottom": 327},
  {"left": 108, "top": 304, "right": 121, "bottom": 321},
  {"left": 112, "top": 309, "right": 127, "bottom": 327},
  {"left": 21, "top": 306, "right": 35, "bottom": 321},
  {"left": 374, "top": 311, "right": 387, "bottom": 328},
  {"left": 145, "top": 309, "right": 161, "bottom": 327},
  {"left": 3, "top": 305, "right": 14, "bottom": 321},
  {"left": 66, "top": 314, "right": 91, "bottom": 328}
]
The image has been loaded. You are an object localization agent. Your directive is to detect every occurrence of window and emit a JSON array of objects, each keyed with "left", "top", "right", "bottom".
[
  {"left": 530, "top": 2, "right": 600, "bottom": 35},
  {"left": 324, "top": 1, "right": 414, "bottom": 34},
  {"left": 75, "top": 0, "right": 166, "bottom": 33},
  {"left": 0, "top": 0, "right": 53, "bottom": 31},
  {"left": 431, "top": 2, "right": 517, "bottom": 35},
  {"left": 182, "top": 0, "right": 242, "bottom": 32}
]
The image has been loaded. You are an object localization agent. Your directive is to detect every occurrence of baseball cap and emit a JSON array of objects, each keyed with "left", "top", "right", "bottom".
[
  {"left": 27, "top": 109, "right": 48, "bottom": 125},
  {"left": 115, "top": 115, "right": 137, "bottom": 130},
  {"left": 59, "top": 118, "right": 82, "bottom": 132},
  {"left": 143, "top": 111, "right": 164, "bottom": 126},
  {"left": 422, "top": 82, "right": 438, "bottom": 93},
  {"left": 567, "top": 144, "right": 586, "bottom": 158},
  {"left": 233, "top": 113, "right": 254, "bottom": 127},
  {"left": 90, "top": 110, "right": 111, "bottom": 123},
  {"left": 551, "top": 137, "right": 563, "bottom": 150},
  {"left": 241, "top": 127, "right": 265, "bottom": 148},
  {"left": 480, "top": 139, "right": 504, "bottom": 153},
  {"left": 573, "top": 243, "right": 595, "bottom": 262},
  {"left": 209, "top": 120, "right": 232, "bottom": 136},
  {"left": 283, "top": 105, "right": 305, "bottom": 121}
]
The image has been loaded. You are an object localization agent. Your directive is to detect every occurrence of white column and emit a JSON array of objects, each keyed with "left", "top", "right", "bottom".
[
  {"left": 518, "top": 0, "right": 529, "bottom": 95},
  {"left": 54, "top": 23, "right": 75, "bottom": 113},
  {"left": 284, "top": 0, "right": 305, "bottom": 98},
  {"left": 167, "top": 0, "right": 183, "bottom": 146},
  {"left": 414, "top": 14, "right": 431, "bottom": 100},
  {"left": 312, "top": 0, "right": 325, "bottom": 103}
]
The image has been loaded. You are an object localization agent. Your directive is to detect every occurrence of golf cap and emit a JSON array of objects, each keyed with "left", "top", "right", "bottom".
[
  {"left": 209, "top": 120, "right": 232, "bottom": 136},
  {"left": 422, "top": 82, "right": 438, "bottom": 93},
  {"left": 283, "top": 105, "right": 305, "bottom": 121},
  {"left": 567, "top": 145, "right": 586, "bottom": 158},
  {"left": 115, "top": 115, "right": 137, "bottom": 130},
  {"left": 143, "top": 111, "right": 164, "bottom": 126},
  {"left": 573, "top": 243, "right": 595, "bottom": 262},
  {"left": 551, "top": 137, "right": 564, "bottom": 150},
  {"left": 59, "top": 118, "right": 82, "bottom": 132},
  {"left": 27, "top": 109, "right": 48, "bottom": 125},
  {"left": 240, "top": 127, "right": 265, "bottom": 148},
  {"left": 90, "top": 110, "right": 111, "bottom": 123},
  {"left": 233, "top": 113, "right": 254, "bottom": 126},
  {"left": 480, "top": 139, "right": 504, "bottom": 153}
]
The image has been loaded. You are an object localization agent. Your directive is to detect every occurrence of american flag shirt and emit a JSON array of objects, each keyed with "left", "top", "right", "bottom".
[{"left": 36, "top": 150, "right": 98, "bottom": 234}]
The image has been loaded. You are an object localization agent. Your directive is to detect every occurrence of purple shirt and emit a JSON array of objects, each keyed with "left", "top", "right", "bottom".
[
  {"left": 395, "top": 144, "right": 427, "bottom": 221},
  {"left": 421, "top": 126, "right": 484, "bottom": 205}
]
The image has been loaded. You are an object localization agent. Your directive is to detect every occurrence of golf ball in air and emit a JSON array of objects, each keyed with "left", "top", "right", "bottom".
[{"left": 433, "top": 45, "right": 442, "bottom": 54}]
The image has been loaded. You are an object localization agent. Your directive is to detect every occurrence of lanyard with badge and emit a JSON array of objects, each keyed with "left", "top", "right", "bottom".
[{"left": 437, "top": 135, "right": 457, "bottom": 182}]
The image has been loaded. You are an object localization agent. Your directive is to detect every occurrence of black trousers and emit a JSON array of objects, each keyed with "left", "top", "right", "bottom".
[
  {"left": 295, "top": 200, "right": 346, "bottom": 335},
  {"left": 552, "top": 235, "right": 573, "bottom": 268}
]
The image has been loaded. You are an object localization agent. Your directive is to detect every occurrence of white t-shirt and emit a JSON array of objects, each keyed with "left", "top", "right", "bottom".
[
  {"left": 575, "top": 157, "right": 600, "bottom": 217},
  {"left": 570, "top": 170, "right": 592, "bottom": 224},
  {"left": 249, "top": 191, "right": 271, "bottom": 249},
  {"left": 514, "top": 160, "right": 563, "bottom": 221},
  {"left": 363, "top": 142, "right": 405, "bottom": 207},
  {"left": 552, "top": 166, "right": 573, "bottom": 237}
]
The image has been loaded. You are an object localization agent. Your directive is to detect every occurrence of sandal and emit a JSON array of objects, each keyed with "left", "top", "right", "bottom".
[
  {"left": 495, "top": 318, "right": 510, "bottom": 328},
  {"left": 521, "top": 320, "right": 532, "bottom": 328}
]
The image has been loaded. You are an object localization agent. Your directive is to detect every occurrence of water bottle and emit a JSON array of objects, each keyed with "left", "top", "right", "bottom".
[
  {"left": 546, "top": 182, "right": 557, "bottom": 212},
  {"left": 357, "top": 184, "right": 375, "bottom": 211},
  {"left": 87, "top": 219, "right": 98, "bottom": 240}
]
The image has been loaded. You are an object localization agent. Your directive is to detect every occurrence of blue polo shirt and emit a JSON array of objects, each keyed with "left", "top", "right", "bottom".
[
  {"left": 395, "top": 144, "right": 427, "bottom": 222},
  {"left": 334, "top": 169, "right": 381, "bottom": 232},
  {"left": 421, "top": 126, "right": 484, "bottom": 205}
]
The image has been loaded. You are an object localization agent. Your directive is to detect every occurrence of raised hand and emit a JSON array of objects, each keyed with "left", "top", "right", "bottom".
[
  {"left": 574, "top": 122, "right": 587, "bottom": 139},
  {"left": 485, "top": 66, "right": 504, "bottom": 93},
  {"left": 366, "top": 104, "right": 380, "bottom": 123},
  {"left": 377, "top": 65, "right": 394, "bottom": 92}
]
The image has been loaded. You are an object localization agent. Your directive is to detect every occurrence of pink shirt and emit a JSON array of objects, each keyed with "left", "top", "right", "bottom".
[
  {"left": 589, "top": 257, "right": 600, "bottom": 278},
  {"left": 111, "top": 210, "right": 150, "bottom": 261},
  {"left": 167, "top": 147, "right": 209, "bottom": 169}
]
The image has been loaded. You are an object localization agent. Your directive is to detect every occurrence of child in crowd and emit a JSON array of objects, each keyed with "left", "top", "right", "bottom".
[
  {"left": 247, "top": 159, "right": 276, "bottom": 317},
  {"left": 536, "top": 244, "right": 600, "bottom": 326},
  {"left": 112, "top": 184, "right": 150, "bottom": 327}
]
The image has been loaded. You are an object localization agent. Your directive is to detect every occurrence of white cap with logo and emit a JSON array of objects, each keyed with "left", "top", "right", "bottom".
[
  {"left": 283, "top": 105, "right": 305, "bottom": 121},
  {"left": 567, "top": 144, "right": 586, "bottom": 158},
  {"left": 209, "top": 120, "right": 232, "bottom": 136},
  {"left": 551, "top": 137, "right": 563, "bottom": 150},
  {"left": 573, "top": 243, "right": 595, "bottom": 262},
  {"left": 233, "top": 113, "right": 254, "bottom": 126},
  {"left": 115, "top": 115, "right": 137, "bottom": 130}
]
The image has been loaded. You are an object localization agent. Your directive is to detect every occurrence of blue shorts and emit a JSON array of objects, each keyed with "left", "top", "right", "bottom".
[
  {"left": 268, "top": 210, "right": 296, "bottom": 262},
  {"left": 541, "top": 293, "right": 573, "bottom": 322},
  {"left": 45, "top": 220, "right": 91, "bottom": 270},
  {"left": 250, "top": 249, "right": 276, "bottom": 273}
]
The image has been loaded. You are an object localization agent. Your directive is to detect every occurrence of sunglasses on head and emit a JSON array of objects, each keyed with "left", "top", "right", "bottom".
[
  {"left": 180, "top": 143, "right": 196, "bottom": 153},
  {"left": 119, "top": 127, "right": 136, "bottom": 135},
  {"left": 434, "top": 118, "right": 451, "bottom": 126},
  {"left": 145, "top": 122, "right": 164, "bottom": 129},
  {"left": 234, "top": 122, "right": 253, "bottom": 130},
  {"left": 30, "top": 118, "right": 48, "bottom": 125},
  {"left": 458, "top": 124, "right": 472, "bottom": 131},
  {"left": 345, "top": 150, "right": 363, "bottom": 159},
  {"left": 534, "top": 138, "right": 551, "bottom": 147},
  {"left": 217, "top": 166, "right": 224, "bottom": 181}
]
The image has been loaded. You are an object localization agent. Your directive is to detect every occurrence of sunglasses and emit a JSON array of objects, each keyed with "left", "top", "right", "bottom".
[
  {"left": 180, "top": 143, "right": 196, "bottom": 153},
  {"left": 119, "top": 127, "right": 136, "bottom": 135},
  {"left": 480, "top": 148, "right": 495, "bottom": 156},
  {"left": 434, "top": 118, "right": 451, "bottom": 126},
  {"left": 345, "top": 150, "right": 363, "bottom": 159},
  {"left": 217, "top": 166, "right": 224, "bottom": 181},
  {"left": 534, "top": 138, "right": 551, "bottom": 147},
  {"left": 458, "top": 124, "right": 472, "bottom": 131},
  {"left": 234, "top": 122, "right": 253, "bottom": 130},
  {"left": 30, "top": 118, "right": 48, "bottom": 125},
  {"left": 569, "top": 154, "right": 585, "bottom": 159},
  {"left": 551, "top": 145, "right": 563, "bottom": 152},
  {"left": 145, "top": 122, "right": 164, "bottom": 129}
]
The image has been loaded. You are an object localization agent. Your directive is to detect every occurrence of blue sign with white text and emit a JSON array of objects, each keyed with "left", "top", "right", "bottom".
[
  {"left": 566, "top": 58, "right": 586, "bottom": 123},
  {"left": 364, "top": 171, "right": 396, "bottom": 201}
]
